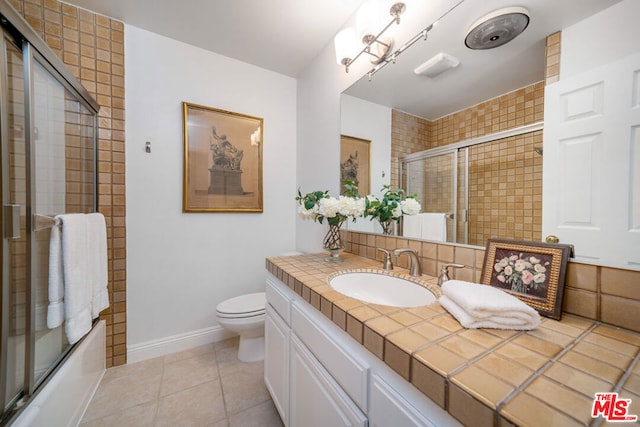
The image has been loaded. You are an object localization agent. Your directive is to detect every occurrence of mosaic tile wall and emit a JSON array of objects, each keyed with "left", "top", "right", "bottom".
[{"left": 11, "top": 0, "right": 127, "bottom": 367}]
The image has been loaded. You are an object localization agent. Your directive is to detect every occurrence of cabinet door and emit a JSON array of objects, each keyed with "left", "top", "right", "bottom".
[
  {"left": 265, "top": 305, "right": 290, "bottom": 426},
  {"left": 369, "top": 374, "right": 435, "bottom": 427},
  {"left": 289, "top": 336, "right": 367, "bottom": 427}
]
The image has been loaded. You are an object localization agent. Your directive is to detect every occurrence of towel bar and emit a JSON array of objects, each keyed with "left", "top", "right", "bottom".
[{"left": 33, "top": 214, "right": 60, "bottom": 232}]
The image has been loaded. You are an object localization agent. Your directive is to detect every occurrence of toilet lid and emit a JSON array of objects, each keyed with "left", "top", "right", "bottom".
[{"left": 216, "top": 292, "right": 265, "bottom": 316}]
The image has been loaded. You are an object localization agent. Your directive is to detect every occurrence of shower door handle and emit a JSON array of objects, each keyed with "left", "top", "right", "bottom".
[{"left": 3, "top": 204, "right": 21, "bottom": 239}]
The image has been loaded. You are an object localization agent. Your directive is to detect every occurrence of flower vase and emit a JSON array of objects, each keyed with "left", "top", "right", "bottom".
[
  {"left": 379, "top": 220, "right": 393, "bottom": 235},
  {"left": 322, "top": 222, "right": 345, "bottom": 261}
]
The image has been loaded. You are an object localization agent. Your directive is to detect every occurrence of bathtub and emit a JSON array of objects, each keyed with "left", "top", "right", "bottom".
[{"left": 10, "top": 320, "right": 106, "bottom": 427}]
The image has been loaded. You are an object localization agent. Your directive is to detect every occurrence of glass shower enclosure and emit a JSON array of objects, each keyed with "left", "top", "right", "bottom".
[{"left": 0, "top": 4, "right": 99, "bottom": 423}]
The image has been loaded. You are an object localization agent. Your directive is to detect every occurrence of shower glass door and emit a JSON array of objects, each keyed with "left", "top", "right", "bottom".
[
  {"left": 404, "top": 149, "right": 461, "bottom": 243},
  {"left": 2, "top": 34, "right": 27, "bottom": 414},
  {"left": 0, "top": 20, "right": 97, "bottom": 421}
]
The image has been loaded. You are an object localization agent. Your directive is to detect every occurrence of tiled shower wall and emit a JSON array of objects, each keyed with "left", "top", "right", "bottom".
[{"left": 11, "top": 0, "right": 126, "bottom": 367}]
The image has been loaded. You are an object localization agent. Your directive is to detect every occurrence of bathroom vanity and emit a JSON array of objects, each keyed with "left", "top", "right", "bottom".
[
  {"left": 265, "top": 271, "right": 458, "bottom": 427},
  {"left": 264, "top": 253, "right": 640, "bottom": 427}
]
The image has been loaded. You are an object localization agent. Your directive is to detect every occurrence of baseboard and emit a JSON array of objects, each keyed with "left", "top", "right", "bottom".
[{"left": 127, "top": 325, "right": 236, "bottom": 364}]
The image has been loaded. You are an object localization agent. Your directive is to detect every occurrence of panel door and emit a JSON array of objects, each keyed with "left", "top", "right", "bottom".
[{"left": 543, "top": 52, "right": 640, "bottom": 268}]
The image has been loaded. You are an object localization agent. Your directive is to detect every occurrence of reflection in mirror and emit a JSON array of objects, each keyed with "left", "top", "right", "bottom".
[{"left": 340, "top": 0, "right": 623, "bottom": 250}]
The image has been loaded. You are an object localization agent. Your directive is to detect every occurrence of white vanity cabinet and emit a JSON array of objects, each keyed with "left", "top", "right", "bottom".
[
  {"left": 264, "top": 273, "right": 460, "bottom": 427},
  {"left": 265, "top": 304, "right": 290, "bottom": 425},
  {"left": 290, "top": 334, "right": 367, "bottom": 427}
]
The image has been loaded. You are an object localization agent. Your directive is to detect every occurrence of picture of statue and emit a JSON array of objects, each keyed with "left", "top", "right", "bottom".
[
  {"left": 340, "top": 150, "right": 360, "bottom": 189},
  {"left": 210, "top": 126, "right": 244, "bottom": 171},
  {"left": 183, "top": 102, "right": 263, "bottom": 212}
]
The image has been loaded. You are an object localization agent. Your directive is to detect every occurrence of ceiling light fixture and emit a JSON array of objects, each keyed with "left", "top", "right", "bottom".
[{"left": 334, "top": 2, "right": 406, "bottom": 73}]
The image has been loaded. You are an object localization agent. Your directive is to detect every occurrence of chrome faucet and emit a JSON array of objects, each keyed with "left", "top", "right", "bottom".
[
  {"left": 393, "top": 248, "right": 422, "bottom": 276},
  {"left": 376, "top": 248, "right": 394, "bottom": 270},
  {"left": 438, "top": 263, "right": 465, "bottom": 286}
]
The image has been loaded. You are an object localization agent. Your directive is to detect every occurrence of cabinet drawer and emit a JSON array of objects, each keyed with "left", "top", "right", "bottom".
[
  {"left": 291, "top": 302, "right": 368, "bottom": 410},
  {"left": 266, "top": 275, "right": 294, "bottom": 325}
]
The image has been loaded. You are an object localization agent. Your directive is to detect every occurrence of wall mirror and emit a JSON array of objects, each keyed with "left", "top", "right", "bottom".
[{"left": 341, "top": 0, "right": 635, "bottom": 269}]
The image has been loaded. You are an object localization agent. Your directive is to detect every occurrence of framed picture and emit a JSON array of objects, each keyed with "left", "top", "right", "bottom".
[
  {"left": 183, "top": 102, "right": 263, "bottom": 213},
  {"left": 480, "top": 239, "right": 572, "bottom": 320},
  {"left": 340, "top": 135, "right": 370, "bottom": 195}
]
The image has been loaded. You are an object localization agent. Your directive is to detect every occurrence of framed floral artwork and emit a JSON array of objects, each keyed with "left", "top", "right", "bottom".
[
  {"left": 480, "top": 239, "right": 572, "bottom": 319},
  {"left": 183, "top": 102, "right": 263, "bottom": 212},
  {"left": 340, "top": 135, "right": 370, "bottom": 195}
]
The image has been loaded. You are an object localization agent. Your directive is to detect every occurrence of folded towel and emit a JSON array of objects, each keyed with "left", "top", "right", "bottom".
[
  {"left": 439, "top": 280, "right": 540, "bottom": 330},
  {"left": 87, "top": 213, "right": 109, "bottom": 318},
  {"left": 58, "top": 214, "right": 93, "bottom": 344},
  {"left": 47, "top": 220, "right": 65, "bottom": 328}
]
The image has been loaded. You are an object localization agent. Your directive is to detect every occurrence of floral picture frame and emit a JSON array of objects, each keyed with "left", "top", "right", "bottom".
[
  {"left": 183, "top": 102, "right": 263, "bottom": 213},
  {"left": 480, "top": 239, "right": 572, "bottom": 320}
]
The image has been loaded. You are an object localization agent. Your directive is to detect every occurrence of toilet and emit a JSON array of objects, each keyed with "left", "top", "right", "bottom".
[{"left": 216, "top": 292, "right": 266, "bottom": 362}]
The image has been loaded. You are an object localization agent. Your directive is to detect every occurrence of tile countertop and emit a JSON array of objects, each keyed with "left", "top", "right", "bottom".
[{"left": 265, "top": 252, "right": 640, "bottom": 427}]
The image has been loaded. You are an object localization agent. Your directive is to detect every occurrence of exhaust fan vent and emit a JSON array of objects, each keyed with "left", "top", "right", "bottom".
[{"left": 465, "top": 7, "right": 529, "bottom": 50}]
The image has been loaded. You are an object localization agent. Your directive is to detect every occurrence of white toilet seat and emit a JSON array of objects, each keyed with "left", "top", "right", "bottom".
[{"left": 216, "top": 292, "right": 265, "bottom": 319}]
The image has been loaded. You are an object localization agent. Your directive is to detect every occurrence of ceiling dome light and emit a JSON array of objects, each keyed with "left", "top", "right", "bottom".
[{"left": 465, "top": 6, "right": 529, "bottom": 50}]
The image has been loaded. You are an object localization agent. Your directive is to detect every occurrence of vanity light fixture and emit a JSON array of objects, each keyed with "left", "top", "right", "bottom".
[{"left": 334, "top": 2, "right": 406, "bottom": 73}]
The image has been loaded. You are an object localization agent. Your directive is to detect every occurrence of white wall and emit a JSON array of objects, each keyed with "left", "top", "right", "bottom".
[
  {"left": 560, "top": 0, "right": 640, "bottom": 79},
  {"left": 340, "top": 94, "right": 392, "bottom": 233},
  {"left": 125, "top": 25, "right": 297, "bottom": 357}
]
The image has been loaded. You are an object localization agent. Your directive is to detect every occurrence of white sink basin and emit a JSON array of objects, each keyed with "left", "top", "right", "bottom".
[{"left": 329, "top": 272, "right": 437, "bottom": 307}]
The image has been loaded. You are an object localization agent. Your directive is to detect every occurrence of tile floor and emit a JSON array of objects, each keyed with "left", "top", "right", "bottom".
[{"left": 80, "top": 337, "right": 284, "bottom": 427}]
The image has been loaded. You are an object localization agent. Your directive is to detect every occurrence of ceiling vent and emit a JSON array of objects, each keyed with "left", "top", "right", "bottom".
[{"left": 413, "top": 53, "right": 460, "bottom": 78}]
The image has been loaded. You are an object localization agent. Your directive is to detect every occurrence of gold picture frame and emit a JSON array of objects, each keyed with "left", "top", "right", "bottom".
[
  {"left": 481, "top": 239, "right": 572, "bottom": 320},
  {"left": 183, "top": 102, "right": 263, "bottom": 213},
  {"left": 340, "top": 135, "right": 371, "bottom": 195}
]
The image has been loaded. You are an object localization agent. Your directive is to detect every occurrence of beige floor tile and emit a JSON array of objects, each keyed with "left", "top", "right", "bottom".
[
  {"left": 228, "top": 400, "right": 284, "bottom": 427},
  {"left": 155, "top": 379, "right": 227, "bottom": 427},
  {"left": 160, "top": 350, "right": 219, "bottom": 397},
  {"left": 219, "top": 360, "right": 270, "bottom": 415},
  {"left": 80, "top": 401, "right": 157, "bottom": 427},
  {"left": 82, "top": 371, "right": 162, "bottom": 422},
  {"left": 103, "top": 356, "right": 164, "bottom": 381},
  {"left": 163, "top": 343, "right": 215, "bottom": 364}
]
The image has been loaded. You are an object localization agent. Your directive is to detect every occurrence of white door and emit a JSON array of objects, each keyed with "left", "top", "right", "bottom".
[
  {"left": 289, "top": 335, "right": 366, "bottom": 427},
  {"left": 543, "top": 52, "right": 640, "bottom": 269},
  {"left": 264, "top": 305, "right": 290, "bottom": 426}
]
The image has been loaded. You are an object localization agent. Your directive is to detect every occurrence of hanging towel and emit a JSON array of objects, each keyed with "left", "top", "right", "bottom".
[
  {"left": 59, "top": 214, "right": 93, "bottom": 344},
  {"left": 420, "top": 213, "right": 447, "bottom": 242},
  {"left": 47, "top": 220, "right": 65, "bottom": 329},
  {"left": 87, "top": 213, "right": 109, "bottom": 318},
  {"left": 439, "top": 280, "right": 540, "bottom": 330},
  {"left": 403, "top": 215, "right": 422, "bottom": 239}
]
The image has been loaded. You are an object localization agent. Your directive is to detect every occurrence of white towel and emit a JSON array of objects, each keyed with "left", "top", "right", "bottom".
[
  {"left": 439, "top": 280, "right": 540, "bottom": 330},
  {"left": 420, "top": 213, "right": 447, "bottom": 242},
  {"left": 46, "top": 213, "right": 110, "bottom": 344},
  {"left": 403, "top": 215, "right": 422, "bottom": 239},
  {"left": 59, "top": 214, "right": 93, "bottom": 344},
  {"left": 47, "top": 220, "right": 64, "bottom": 328},
  {"left": 87, "top": 213, "right": 109, "bottom": 318}
]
